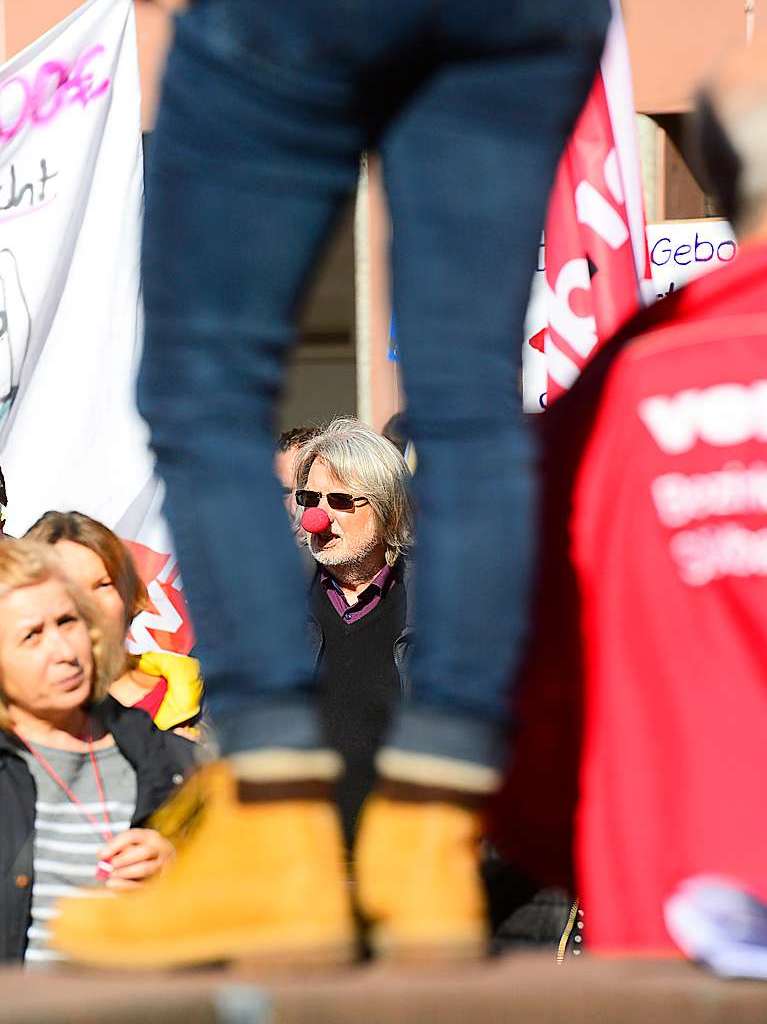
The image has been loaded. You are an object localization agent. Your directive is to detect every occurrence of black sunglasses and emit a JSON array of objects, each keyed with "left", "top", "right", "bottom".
[{"left": 295, "top": 489, "right": 369, "bottom": 512}]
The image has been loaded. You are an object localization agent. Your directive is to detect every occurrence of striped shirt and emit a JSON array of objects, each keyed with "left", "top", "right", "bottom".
[{"left": 18, "top": 742, "right": 137, "bottom": 966}]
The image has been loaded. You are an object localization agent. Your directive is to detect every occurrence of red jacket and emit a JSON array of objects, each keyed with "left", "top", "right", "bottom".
[{"left": 491, "top": 241, "right": 767, "bottom": 952}]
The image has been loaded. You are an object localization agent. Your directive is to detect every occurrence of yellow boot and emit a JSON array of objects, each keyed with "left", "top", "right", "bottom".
[
  {"left": 51, "top": 758, "right": 356, "bottom": 969},
  {"left": 355, "top": 791, "right": 488, "bottom": 960}
]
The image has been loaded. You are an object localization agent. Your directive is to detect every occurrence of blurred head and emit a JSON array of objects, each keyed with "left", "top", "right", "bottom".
[
  {"left": 24, "top": 512, "right": 148, "bottom": 643},
  {"left": 381, "top": 412, "right": 409, "bottom": 456},
  {"left": 0, "top": 539, "right": 120, "bottom": 731},
  {"left": 275, "top": 425, "right": 320, "bottom": 517},
  {"left": 294, "top": 418, "right": 413, "bottom": 572},
  {"left": 695, "top": 33, "right": 767, "bottom": 239}
]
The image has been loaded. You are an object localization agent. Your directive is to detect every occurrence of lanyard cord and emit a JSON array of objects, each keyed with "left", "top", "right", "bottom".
[{"left": 16, "top": 730, "right": 114, "bottom": 845}]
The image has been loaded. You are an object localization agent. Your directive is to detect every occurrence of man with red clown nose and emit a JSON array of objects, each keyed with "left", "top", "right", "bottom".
[{"left": 296, "top": 419, "right": 415, "bottom": 850}]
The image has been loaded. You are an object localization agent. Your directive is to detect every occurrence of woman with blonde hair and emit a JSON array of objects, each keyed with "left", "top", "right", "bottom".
[
  {"left": 0, "top": 539, "right": 194, "bottom": 964},
  {"left": 25, "top": 511, "right": 203, "bottom": 738}
]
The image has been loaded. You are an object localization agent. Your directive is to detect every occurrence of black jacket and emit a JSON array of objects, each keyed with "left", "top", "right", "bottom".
[
  {"left": 307, "top": 558, "right": 414, "bottom": 843},
  {"left": 0, "top": 697, "right": 196, "bottom": 963},
  {"left": 307, "top": 557, "right": 415, "bottom": 693}
]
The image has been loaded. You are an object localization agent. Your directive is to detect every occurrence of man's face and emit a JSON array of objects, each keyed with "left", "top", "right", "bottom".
[
  {"left": 304, "top": 460, "right": 385, "bottom": 572},
  {"left": 274, "top": 446, "right": 300, "bottom": 517}
]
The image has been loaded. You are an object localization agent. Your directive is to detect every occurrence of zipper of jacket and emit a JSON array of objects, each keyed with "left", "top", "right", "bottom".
[{"left": 556, "top": 898, "right": 580, "bottom": 964}]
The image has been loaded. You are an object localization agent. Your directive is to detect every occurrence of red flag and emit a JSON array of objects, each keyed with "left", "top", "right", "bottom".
[
  {"left": 124, "top": 539, "right": 196, "bottom": 656},
  {"left": 543, "top": 3, "right": 652, "bottom": 403}
]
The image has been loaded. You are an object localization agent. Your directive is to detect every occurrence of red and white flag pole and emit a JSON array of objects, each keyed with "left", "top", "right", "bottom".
[{"left": 543, "top": 0, "right": 653, "bottom": 403}]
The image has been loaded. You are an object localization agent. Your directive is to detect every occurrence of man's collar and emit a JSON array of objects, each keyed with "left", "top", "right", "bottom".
[{"left": 320, "top": 561, "right": 393, "bottom": 599}]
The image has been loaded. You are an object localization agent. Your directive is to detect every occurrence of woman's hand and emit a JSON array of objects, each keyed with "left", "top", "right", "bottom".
[{"left": 99, "top": 828, "right": 176, "bottom": 891}]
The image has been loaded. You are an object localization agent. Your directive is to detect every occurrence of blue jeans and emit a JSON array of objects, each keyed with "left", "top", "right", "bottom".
[{"left": 140, "top": 0, "right": 608, "bottom": 770}]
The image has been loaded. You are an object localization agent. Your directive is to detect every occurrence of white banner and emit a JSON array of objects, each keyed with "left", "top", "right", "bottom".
[
  {"left": 645, "top": 219, "right": 738, "bottom": 298},
  {"left": 0, "top": 0, "right": 192, "bottom": 654}
]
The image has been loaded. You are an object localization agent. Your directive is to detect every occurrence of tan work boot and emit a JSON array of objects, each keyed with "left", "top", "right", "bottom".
[
  {"left": 51, "top": 756, "right": 356, "bottom": 969},
  {"left": 355, "top": 751, "right": 498, "bottom": 961}
]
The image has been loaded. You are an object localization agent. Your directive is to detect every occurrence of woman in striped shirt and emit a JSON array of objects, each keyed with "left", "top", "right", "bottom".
[{"left": 0, "top": 539, "right": 194, "bottom": 965}]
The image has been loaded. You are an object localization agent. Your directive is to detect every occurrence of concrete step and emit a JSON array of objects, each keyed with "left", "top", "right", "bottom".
[{"left": 4, "top": 953, "right": 767, "bottom": 1024}]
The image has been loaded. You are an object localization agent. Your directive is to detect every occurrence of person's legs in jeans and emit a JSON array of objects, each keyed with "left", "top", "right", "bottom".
[
  {"left": 52, "top": 0, "right": 607, "bottom": 968},
  {"left": 356, "top": 1, "right": 609, "bottom": 954}
]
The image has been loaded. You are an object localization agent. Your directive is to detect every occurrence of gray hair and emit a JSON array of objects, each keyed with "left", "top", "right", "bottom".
[{"left": 294, "top": 418, "right": 413, "bottom": 566}]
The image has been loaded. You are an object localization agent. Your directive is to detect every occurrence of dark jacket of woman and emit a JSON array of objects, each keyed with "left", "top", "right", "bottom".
[{"left": 0, "top": 696, "right": 196, "bottom": 962}]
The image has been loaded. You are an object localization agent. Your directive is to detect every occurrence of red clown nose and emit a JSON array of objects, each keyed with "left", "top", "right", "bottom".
[{"left": 301, "top": 507, "right": 331, "bottom": 534}]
